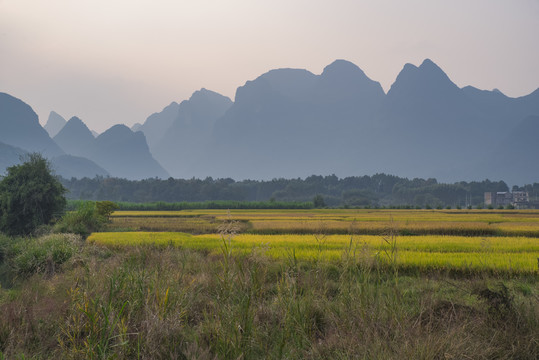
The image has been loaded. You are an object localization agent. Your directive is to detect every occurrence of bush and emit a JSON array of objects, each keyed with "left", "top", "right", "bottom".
[
  {"left": 55, "top": 202, "right": 109, "bottom": 238},
  {"left": 8, "top": 234, "right": 80, "bottom": 278},
  {"left": 0, "top": 234, "right": 16, "bottom": 264},
  {"left": 313, "top": 195, "right": 326, "bottom": 208},
  {"left": 96, "top": 201, "right": 119, "bottom": 219}
]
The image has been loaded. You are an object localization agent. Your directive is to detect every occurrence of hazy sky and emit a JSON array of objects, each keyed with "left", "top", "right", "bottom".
[{"left": 1, "top": 0, "right": 538, "bottom": 133}]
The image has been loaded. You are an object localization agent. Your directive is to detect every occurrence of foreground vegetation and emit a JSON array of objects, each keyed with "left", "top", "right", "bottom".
[
  {"left": 1, "top": 205, "right": 538, "bottom": 358},
  {"left": 1, "top": 234, "right": 537, "bottom": 359}
]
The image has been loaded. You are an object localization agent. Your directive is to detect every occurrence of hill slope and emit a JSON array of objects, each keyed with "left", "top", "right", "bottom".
[{"left": 0, "top": 93, "right": 64, "bottom": 157}]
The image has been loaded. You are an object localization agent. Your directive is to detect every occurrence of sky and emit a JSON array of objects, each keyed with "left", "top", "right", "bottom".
[{"left": 1, "top": 0, "right": 538, "bottom": 133}]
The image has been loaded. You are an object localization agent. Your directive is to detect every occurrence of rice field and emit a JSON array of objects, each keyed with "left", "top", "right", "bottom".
[
  {"left": 109, "top": 208, "right": 539, "bottom": 237},
  {"left": 95, "top": 209, "right": 539, "bottom": 274},
  {"left": 88, "top": 231, "right": 539, "bottom": 275}
]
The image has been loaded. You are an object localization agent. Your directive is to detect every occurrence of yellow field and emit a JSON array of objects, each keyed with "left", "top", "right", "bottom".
[
  {"left": 95, "top": 209, "right": 539, "bottom": 274},
  {"left": 110, "top": 209, "right": 539, "bottom": 236},
  {"left": 88, "top": 231, "right": 539, "bottom": 275}
]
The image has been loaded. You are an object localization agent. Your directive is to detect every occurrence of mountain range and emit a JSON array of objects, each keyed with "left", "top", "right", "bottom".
[
  {"left": 0, "top": 92, "right": 167, "bottom": 180},
  {"left": 1, "top": 58, "right": 538, "bottom": 184},
  {"left": 139, "top": 59, "right": 538, "bottom": 184}
]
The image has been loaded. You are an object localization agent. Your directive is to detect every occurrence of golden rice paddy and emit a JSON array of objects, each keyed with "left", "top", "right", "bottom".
[
  {"left": 110, "top": 209, "right": 539, "bottom": 236},
  {"left": 91, "top": 208, "right": 539, "bottom": 275}
]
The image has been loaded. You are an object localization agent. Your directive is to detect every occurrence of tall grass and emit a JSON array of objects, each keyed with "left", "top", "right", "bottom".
[
  {"left": 1, "top": 239, "right": 536, "bottom": 359},
  {"left": 0, "top": 233, "right": 81, "bottom": 287}
]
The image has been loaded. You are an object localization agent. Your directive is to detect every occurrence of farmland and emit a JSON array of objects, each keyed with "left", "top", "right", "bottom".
[
  {"left": 109, "top": 208, "right": 539, "bottom": 237},
  {"left": 95, "top": 209, "right": 539, "bottom": 275},
  {"left": 104, "top": 208, "right": 539, "bottom": 274},
  {"left": 2, "top": 208, "right": 538, "bottom": 358}
]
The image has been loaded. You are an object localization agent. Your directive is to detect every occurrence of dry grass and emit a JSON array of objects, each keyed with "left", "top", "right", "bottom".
[{"left": 0, "top": 242, "right": 537, "bottom": 359}]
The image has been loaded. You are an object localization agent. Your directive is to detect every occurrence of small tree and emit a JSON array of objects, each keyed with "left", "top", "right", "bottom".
[
  {"left": 313, "top": 194, "right": 326, "bottom": 208},
  {"left": 0, "top": 154, "right": 66, "bottom": 236},
  {"left": 96, "top": 201, "right": 119, "bottom": 220}
]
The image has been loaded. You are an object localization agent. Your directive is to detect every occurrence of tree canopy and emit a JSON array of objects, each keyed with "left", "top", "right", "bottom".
[
  {"left": 60, "top": 174, "right": 511, "bottom": 208},
  {"left": 0, "top": 153, "right": 66, "bottom": 235}
]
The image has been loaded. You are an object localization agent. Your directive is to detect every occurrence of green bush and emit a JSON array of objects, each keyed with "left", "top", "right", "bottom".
[
  {"left": 0, "top": 234, "right": 16, "bottom": 265},
  {"left": 9, "top": 234, "right": 80, "bottom": 278},
  {"left": 55, "top": 202, "right": 108, "bottom": 237},
  {"left": 96, "top": 201, "right": 118, "bottom": 219}
]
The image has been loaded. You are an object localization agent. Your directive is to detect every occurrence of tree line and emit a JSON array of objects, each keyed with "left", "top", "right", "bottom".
[{"left": 59, "top": 174, "right": 522, "bottom": 208}]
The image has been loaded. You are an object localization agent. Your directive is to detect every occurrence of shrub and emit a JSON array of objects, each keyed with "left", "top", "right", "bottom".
[
  {"left": 313, "top": 195, "right": 326, "bottom": 208},
  {"left": 96, "top": 201, "right": 119, "bottom": 220},
  {"left": 9, "top": 234, "right": 81, "bottom": 278},
  {"left": 55, "top": 202, "right": 108, "bottom": 238},
  {"left": 0, "top": 233, "right": 16, "bottom": 265}
]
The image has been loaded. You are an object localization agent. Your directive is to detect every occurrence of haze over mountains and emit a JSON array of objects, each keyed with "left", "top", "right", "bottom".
[
  {"left": 44, "top": 111, "right": 67, "bottom": 138},
  {"left": 1, "top": 59, "right": 538, "bottom": 184}
]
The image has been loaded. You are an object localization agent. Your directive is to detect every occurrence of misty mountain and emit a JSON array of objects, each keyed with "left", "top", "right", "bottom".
[
  {"left": 54, "top": 116, "right": 96, "bottom": 157},
  {"left": 3, "top": 59, "right": 538, "bottom": 185},
  {"left": 0, "top": 96, "right": 108, "bottom": 179},
  {"left": 374, "top": 59, "right": 539, "bottom": 181},
  {"left": 171, "top": 58, "right": 535, "bottom": 183},
  {"left": 0, "top": 93, "right": 166, "bottom": 180},
  {"left": 50, "top": 155, "right": 109, "bottom": 179},
  {"left": 479, "top": 115, "right": 539, "bottom": 185},
  {"left": 373, "top": 59, "right": 489, "bottom": 180},
  {"left": 0, "top": 93, "right": 64, "bottom": 157},
  {"left": 44, "top": 111, "right": 67, "bottom": 137},
  {"left": 461, "top": 86, "right": 539, "bottom": 130},
  {"left": 151, "top": 88, "right": 233, "bottom": 177},
  {"left": 51, "top": 116, "right": 167, "bottom": 179},
  {"left": 203, "top": 60, "right": 386, "bottom": 179},
  {"left": 0, "top": 141, "right": 107, "bottom": 180},
  {"left": 85, "top": 125, "right": 169, "bottom": 180},
  {"left": 138, "top": 101, "right": 180, "bottom": 150},
  {"left": 0, "top": 142, "right": 26, "bottom": 175}
]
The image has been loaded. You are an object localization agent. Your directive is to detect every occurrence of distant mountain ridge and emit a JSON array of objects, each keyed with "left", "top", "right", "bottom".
[
  {"left": 54, "top": 116, "right": 96, "bottom": 157},
  {"left": 55, "top": 117, "right": 169, "bottom": 180},
  {"left": 151, "top": 88, "right": 233, "bottom": 177},
  {"left": 0, "top": 94, "right": 167, "bottom": 180},
  {"left": 2, "top": 59, "right": 539, "bottom": 184},
  {"left": 131, "top": 59, "right": 539, "bottom": 184},
  {"left": 44, "top": 111, "right": 67, "bottom": 137},
  {"left": 0, "top": 93, "right": 64, "bottom": 157}
]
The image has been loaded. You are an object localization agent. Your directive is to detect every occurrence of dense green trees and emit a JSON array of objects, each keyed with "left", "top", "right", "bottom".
[
  {"left": 0, "top": 154, "right": 66, "bottom": 235},
  {"left": 60, "top": 174, "right": 515, "bottom": 208}
]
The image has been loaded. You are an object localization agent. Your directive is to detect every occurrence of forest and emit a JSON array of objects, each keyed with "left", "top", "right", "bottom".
[{"left": 59, "top": 174, "right": 538, "bottom": 208}]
